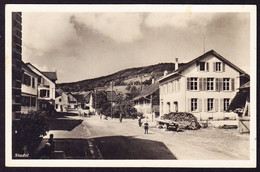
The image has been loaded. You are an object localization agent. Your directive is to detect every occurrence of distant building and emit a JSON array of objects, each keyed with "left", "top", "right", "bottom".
[
  {"left": 158, "top": 50, "right": 250, "bottom": 120},
  {"left": 26, "top": 63, "right": 57, "bottom": 111},
  {"left": 133, "top": 81, "right": 160, "bottom": 120},
  {"left": 55, "top": 88, "right": 69, "bottom": 112},
  {"left": 55, "top": 89, "right": 78, "bottom": 112},
  {"left": 21, "top": 61, "right": 40, "bottom": 114},
  {"left": 12, "top": 12, "right": 22, "bottom": 120}
]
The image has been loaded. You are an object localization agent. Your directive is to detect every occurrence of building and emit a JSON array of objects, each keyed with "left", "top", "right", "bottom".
[
  {"left": 21, "top": 61, "right": 40, "bottom": 114},
  {"left": 12, "top": 12, "right": 22, "bottom": 120},
  {"left": 133, "top": 81, "right": 160, "bottom": 120},
  {"left": 158, "top": 50, "right": 250, "bottom": 120},
  {"left": 26, "top": 63, "right": 57, "bottom": 111},
  {"left": 55, "top": 88, "right": 69, "bottom": 112}
]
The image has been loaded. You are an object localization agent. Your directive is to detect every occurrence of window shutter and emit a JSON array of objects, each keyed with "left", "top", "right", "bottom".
[
  {"left": 231, "top": 78, "right": 235, "bottom": 91},
  {"left": 206, "top": 62, "right": 209, "bottom": 71},
  {"left": 203, "top": 78, "right": 207, "bottom": 91},
  {"left": 215, "top": 78, "right": 219, "bottom": 92},
  {"left": 196, "top": 62, "right": 199, "bottom": 71},
  {"left": 222, "top": 63, "right": 225, "bottom": 72},
  {"left": 220, "top": 98, "right": 224, "bottom": 112},
  {"left": 204, "top": 99, "right": 207, "bottom": 112},
  {"left": 198, "top": 98, "right": 202, "bottom": 112},
  {"left": 219, "top": 78, "right": 223, "bottom": 91},
  {"left": 199, "top": 78, "right": 202, "bottom": 91},
  {"left": 213, "top": 62, "right": 216, "bottom": 72},
  {"left": 215, "top": 99, "right": 218, "bottom": 112},
  {"left": 188, "top": 99, "right": 191, "bottom": 112},
  {"left": 187, "top": 78, "right": 190, "bottom": 91}
]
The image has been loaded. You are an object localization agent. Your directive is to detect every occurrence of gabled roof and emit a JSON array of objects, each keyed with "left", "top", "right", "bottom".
[
  {"left": 21, "top": 61, "right": 41, "bottom": 78},
  {"left": 133, "top": 82, "right": 159, "bottom": 100},
  {"left": 72, "top": 92, "right": 92, "bottom": 103},
  {"left": 106, "top": 91, "right": 122, "bottom": 102},
  {"left": 158, "top": 50, "right": 249, "bottom": 82},
  {"left": 42, "top": 72, "right": 57, "bottom": 81},
  {"left": 26, "top": 63, "right": 57, "bottom": 83}
]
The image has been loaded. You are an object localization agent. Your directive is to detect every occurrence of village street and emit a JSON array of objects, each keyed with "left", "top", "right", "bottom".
[{"left": 38, "top": 113, "right": 250, "bottom": 160}]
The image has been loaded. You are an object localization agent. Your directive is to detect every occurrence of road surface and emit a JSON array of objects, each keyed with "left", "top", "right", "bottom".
[{"left": 43, "top": 114, "right": 250, "bottom": 160}]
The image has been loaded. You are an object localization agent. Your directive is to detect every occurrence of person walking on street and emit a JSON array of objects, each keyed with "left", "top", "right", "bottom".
[
  {"left": 144, "top": 122, "right": 149, "bottom": 134},
  {"left": 119, "top": 113, "right": 123, "bottom": 123},
  {"left": 48, "top": 134, "right": 55, "bottom": 152},
  {"left": 138, "top": 116, "right": 142, "bottom": 127}
]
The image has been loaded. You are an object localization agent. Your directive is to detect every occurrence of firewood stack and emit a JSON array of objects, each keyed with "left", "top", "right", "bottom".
[{"left": 162, "top": 112, "right": 201, "bottom": 130}]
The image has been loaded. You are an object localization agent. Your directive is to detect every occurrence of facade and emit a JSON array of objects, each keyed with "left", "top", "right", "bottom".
[
  {"left": 133, "top": 81, "right": 160, "bottom": 120},
  {"left": 12, "top": 12, "right": 22, "bottom": 120},
  {"left": 55, "top": 89, "right": 78, "bottom": 112},
  {"left": 158, "top": 50, "right": 249, "bottom": 120},
  {"left": 21, "top": 62, "right": 40, "bottom": 114},
  {"left": 55, "top": 88, "right": 69, "bottom": 112},
  {"left": 26, "top": 63, "right": 57, "bottom": 111}
]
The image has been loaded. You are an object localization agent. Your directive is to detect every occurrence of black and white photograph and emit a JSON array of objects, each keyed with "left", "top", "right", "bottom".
[{"left": 5, "top": 5, "right": 256, "bottom": 167}]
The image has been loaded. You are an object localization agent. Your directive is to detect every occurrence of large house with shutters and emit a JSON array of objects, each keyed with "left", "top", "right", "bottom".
[{"left": 158, "top": 50, "right": 250, "bottom": 120}]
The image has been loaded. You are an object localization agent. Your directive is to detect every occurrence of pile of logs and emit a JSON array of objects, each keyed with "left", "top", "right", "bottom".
[{"left": 162, "top": 112, "right": 201, "bottom": 130}]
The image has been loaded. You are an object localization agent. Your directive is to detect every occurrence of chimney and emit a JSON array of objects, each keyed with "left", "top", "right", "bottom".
[
  {"left": 175, "top": 58, "right": 179, "bottom": 70},
  {"left": 151, "top": 78, "right": 155, "bottom": 84},
  {"left": 164, "top": 70, "right": 168, "bottom": 76}
]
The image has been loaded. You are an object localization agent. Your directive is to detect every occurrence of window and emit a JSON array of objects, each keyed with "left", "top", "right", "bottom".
[
  {"left": 190, "top": 78, "right": 198, "bottom": 90},
  {"left": 23, "top": 74, "right": 31, "bottom": 86},
  {"left": 207, "top": 98, "right": 214, "bottom": 111},
  {"left": 21, "top": 96, "right": 30, "bottom": 106},
  {"left": 191, "top": 98, "right": 198, "bottom": 111},
  {"left": 40, "top": 89, "right": 50, "bottom": 98},
  {"left": 223, "top": 78, "right": 230, "bottom": 91},
  {"left": 198, "top": 62, "right": 209, "bottom": 71},
  {"left": 31, "top": 97, "right": 36, "bottom": 107},
  {"left": 59, "top": 98, "right": 62, "bottom": 102},
  {"left": 224, "top": 98, "right": 230, "bottom": 111},
  {"left": 207, "top": 78, "right": 214, "bottom": 90},
  {"left": 167, "top": 102, "right": 170, "bottom": 113},
  {"left": 215, "top": 62, "right": 221, "bottom": 71},
  {"left": 56, "top": 104, "right": 58, "bottom": 109},
  {"left": 32, "top": 77, "right": 35, "bottom": 88}
]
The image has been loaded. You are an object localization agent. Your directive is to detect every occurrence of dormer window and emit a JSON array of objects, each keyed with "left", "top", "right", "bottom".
[{"left": 197, "top": 62, "right": 209, "bottom": 71}]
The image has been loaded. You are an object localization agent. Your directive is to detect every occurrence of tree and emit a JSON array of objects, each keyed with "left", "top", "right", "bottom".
[
  {"left": 113, "top": 100, "right": 138, "bottom": 118},
  {"left": 13, "top": 111, "right": 49, "bottom": 155},
  {"left": 125, "top": 85, "right": 140, "bottom": 100}
]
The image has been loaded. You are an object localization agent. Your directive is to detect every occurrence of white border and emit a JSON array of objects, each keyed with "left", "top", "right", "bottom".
[{"left": 5, "top": 5, "right": 257, "bottom": 168}]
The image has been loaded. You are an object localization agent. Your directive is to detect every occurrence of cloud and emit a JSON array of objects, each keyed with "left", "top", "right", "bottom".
[
  {"left": 22, "top": 12, "right": 77, "bottom": 55},
  {"left": 145, "top": 13, "right": 215, "bottom": 31},
  {"left": 71, "top": 13, "right": 144, "bottom": 43}
]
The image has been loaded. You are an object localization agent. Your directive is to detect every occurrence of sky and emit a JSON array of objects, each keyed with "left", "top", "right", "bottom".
[{"left": 22, "top": 12, "right": 250, "bottom": 83}]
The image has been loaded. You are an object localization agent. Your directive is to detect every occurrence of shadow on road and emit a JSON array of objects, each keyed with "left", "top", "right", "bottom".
[
  {"left": 94, "top": 135, "right": 177, "bottom": 159},
  {"left": 48, "top": 118, "right": 83, "bottom": 131}
]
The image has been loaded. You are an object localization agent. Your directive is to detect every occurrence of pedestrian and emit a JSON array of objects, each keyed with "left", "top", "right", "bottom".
[
  {"left": 48, "top": 134, "right": 55, "bottom": 152},
  {"left": 144, "top": 122, "right": 149, "bottom": 134},
  {"left": 138, "top": 116, "right": 142, "bottom": 127},
  {"left": 119, "top": 113, "right": 123, "bottom": 123}
]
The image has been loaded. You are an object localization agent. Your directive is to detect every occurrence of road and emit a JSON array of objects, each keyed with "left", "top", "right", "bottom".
[{"left": 42, "top": 114, "right": 250, "bottom": 160}]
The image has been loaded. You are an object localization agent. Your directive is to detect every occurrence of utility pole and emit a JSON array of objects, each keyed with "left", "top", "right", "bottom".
[
  {"left": 203, "top": 35, "right": 206, "bottom": 53},
  {"left": 95, "top": 89, "right": 97, "bottom": 115},
  {"left": 111, "top": 81, "right": 113, "bottom": 119}
]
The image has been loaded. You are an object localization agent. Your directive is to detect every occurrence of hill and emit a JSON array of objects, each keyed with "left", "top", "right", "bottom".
[{"left": 57, "top": 63, "right": 183, "bottom": 92}]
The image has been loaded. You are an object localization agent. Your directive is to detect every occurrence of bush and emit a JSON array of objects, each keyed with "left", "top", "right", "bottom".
[
  {"left": 13, "top": 111, "right": 49, "bottom": 154},
  {"left": 162, "top": 112, "right": 201, "bottom": 130}
]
